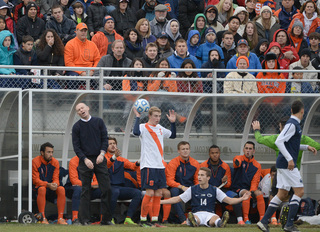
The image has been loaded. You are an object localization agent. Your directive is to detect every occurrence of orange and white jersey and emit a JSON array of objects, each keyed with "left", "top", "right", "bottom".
[{"left": 139, "top": 123, "right": 171, "bottom": 169}]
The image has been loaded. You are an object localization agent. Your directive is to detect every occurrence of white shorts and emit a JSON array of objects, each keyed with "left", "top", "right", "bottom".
[
  {"left": 187, "top": 211, "right": 217, "bottom": 227},
  {"left": 277, "top": 168, "right": 303, "bottom": 191}
]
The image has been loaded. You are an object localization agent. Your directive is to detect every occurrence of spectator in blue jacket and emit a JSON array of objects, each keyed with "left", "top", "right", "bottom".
[
  {"left": 167, "top": 38, "right": 201, "bottom": 76},
  {"left": 196, "top": 27, "right": 224, "bottom": 65},
  {"left": 274, "top": 0, "right": 298, "bottom": 30},
  {"left": 201, "top": 48, "right": 225, "bottom": 93},
  {"left": 0, "top": 30, "right": 16, "bottom": 76},
  {"left": 186, "top": 29, "right": 200, "bottom": 56},
  {"left": 226, "top": 39, "right": 262, "bottom": 76},
  {"left": 286, "top": 66, "right": 315, "bottom": 93}
]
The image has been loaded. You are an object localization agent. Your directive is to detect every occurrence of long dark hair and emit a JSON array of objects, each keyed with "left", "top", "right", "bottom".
[
  {"left": 38, "top": 29, "right": 64, "bottom": 56},
  {"left": 124, "top": 28, "right": 142, "bottom": 44},
  {"left": 0, "top": 16, "right": 8, "bottom": 31},
  {"left": 150, "top": 57, "right": 171, "bottom": 77},
  {"left": 178, "top": 59, "right": 198, "bottom": 78},
  {"left": 127, "top": 57, "right": 147, "bottom": 77}
]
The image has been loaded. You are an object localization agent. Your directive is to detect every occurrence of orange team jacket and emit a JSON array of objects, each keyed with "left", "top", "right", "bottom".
[
  {"left": 91, "top": 30, "right": 123, "bottom": 58},
  {"left": 105, "top": 152, "right": 138, "bottom": 185},
  {"left": 261, "top": 168, "right": 271, "bottom": 178},
  {"left": 288, "top": 14, "right": 320, "bottom": 37},
  {"left": 68, "top": 156, "right": 98, "bottom": 187},
  {"left": 200, "top": 159, "right": 232, "bottom": 188},
  {"left": 64, "top": 37, "right": 101, "bottom": 75},
  {"left": 32, "top": 155, "right": 60, "bottom": 188},
  {"left": 147, "top": 74, "right": 178, "bottom": 92},
  {"left": 166, "top": 156, "right": 200, "bottom": 188},
  {"left": 232, "top": 155, "right": 261, "bottom": 192}
]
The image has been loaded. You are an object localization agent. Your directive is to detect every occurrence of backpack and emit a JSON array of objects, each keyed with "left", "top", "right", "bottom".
[{"left": 299, "top": 197, "right": 316, "bottom": 216}]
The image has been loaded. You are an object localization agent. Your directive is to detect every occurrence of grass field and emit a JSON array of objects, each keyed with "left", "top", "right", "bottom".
[{"left": 1, "top": 223, "right": 320, "bottom": 232}]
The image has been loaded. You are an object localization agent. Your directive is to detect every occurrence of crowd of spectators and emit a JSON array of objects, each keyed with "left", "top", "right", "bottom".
[{"left": 0, "top": 0, "right": 319, "bottom": 93}]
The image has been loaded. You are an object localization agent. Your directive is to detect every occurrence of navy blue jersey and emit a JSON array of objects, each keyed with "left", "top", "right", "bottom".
[{"left": 180, "top": 184, "right": 227, "bottom": 213}]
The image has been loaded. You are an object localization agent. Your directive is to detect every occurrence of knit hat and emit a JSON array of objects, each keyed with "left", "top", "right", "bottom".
[
  {"left": 260, "top": 5, "right": 272, "bottom": 14},
  {"left": 205, "top": 27, "right": 216, "bottom": 37},
  {"left": 119, "top": 0, "right": 129, "bottom": 2},
  {"left": 26, "top": 2, "right": 37, "bottom": 13},
  {"left": 265, "top": 52, "right": 277, "bottom": 61},
  {"left": 292, "top": 19, "right": 303, "bottom": 31},
  {"left": 103, "top": 15, "right": 115, "bottom": 25},
  {"left": 236, "top": 56, "right": 249, "bottom": 67},
  {"left": 237, "top": 39, "right": 248, "bottom": 47},
  {"left": 300, "top": 48, "right": 311, "bottom": 57}
]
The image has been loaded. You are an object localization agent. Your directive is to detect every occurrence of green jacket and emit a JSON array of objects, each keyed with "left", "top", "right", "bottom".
[{"left": 254, "top": 130, "right": 320, "bottom": 170}]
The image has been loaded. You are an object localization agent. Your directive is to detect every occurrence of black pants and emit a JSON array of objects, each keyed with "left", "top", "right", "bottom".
[{"left": 78, "top": 156, "right": 112, "bottom": 224}]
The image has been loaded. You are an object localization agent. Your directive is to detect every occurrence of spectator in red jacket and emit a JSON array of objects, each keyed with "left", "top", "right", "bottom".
[
  {"left": 166, "top": 141, "right": 200, "bottom": 224},
  {"left": 13, "top": 0, "right": 43, "bottom": 23},
  {"left": 32, "top": 142, "right": 67, "bottom": 224}
]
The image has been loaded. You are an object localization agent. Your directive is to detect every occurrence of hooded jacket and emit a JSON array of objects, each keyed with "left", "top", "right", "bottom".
[
  {"left": 255, "top": 15, "right": 281, "bottom": 42},
  {"left": 0, "top": 30, "right": 16, "bottom": 74},
  {"left": 196, "top": 35, "right": 224, "bottom": 65},
  {"left": 256, "top": 57, "right": 286, "bottom": 95},
  {"left": 87, "top": 1, "right": 108, "bottom": 34},
  {"left": 165, "top": 19, "right": 182, "bottom": 48},
  {"left": 225, "top": 7, "right": 249, "bottom": 36},
  {"left": 187, "top": 13, "right": 207, "bottom": 44},
  {"left": 203, "top": 5, "right": 224, "bottom": 32},
  {"left": 178, "top": 0, "right": 205, "bottom": 38},
  {"left": 272, "top": 29, "right": 299, "bottom": 65},
  {"left": 46, "top": 15, "right": 76, "bottom": 44},
  {"left": 253, "top": 38, "right": 269, "bottom": 63},
  {"left": 264, "top": 41, "right": 290, "bottom": 78},
  {"left": 288, "top": 12, "right": 320, "bottom": 38},
  {"left": 187, "top": 30, "right": 201, "bottom": 56},
  {"left": 70, "top": 1, "right": 88, "bottom": 25}
]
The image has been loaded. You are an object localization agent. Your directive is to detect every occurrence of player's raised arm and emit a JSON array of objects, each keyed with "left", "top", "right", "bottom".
[{"left": 132, "top": 107, "right": 141, "bottom": 136}]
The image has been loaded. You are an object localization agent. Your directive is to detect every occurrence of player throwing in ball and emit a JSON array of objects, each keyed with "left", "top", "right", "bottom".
[
  {"left": 133, "top": 106, "right": 176, "bottom": 227},
  {"left": 161, "top": 167, "right": 251, "bottom": 227}
]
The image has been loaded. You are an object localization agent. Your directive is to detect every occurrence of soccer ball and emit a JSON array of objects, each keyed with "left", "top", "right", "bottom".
[{"left": 134, "top": 99, "right": 150, "bottom": 113}]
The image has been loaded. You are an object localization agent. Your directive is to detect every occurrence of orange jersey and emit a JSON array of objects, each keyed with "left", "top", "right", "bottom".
[{"left": 32, "top": 155, "right": 60, "bottom": 188}]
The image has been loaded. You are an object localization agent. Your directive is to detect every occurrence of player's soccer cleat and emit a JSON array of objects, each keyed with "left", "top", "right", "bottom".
[
  {"left": 57, "top": 218, "right": 68, "bottom": 225},
  {"left": 280, "top": 204, "right": 289, "bottom": 229},
  {"left": 283, "top": 225, "right": 301, "bottom": 232},
  {"left": 219, "top": 211, "right": 229, "bottom": 227},
  {"left": 162, "top": 220, "right": 169, "bottom": 224},
  {"left": 111, "top": 218, "right": 115, "bottom": 224},
  {"left": 257, "top": 221, "right": 270, "bottom": 232},
  {"left": 238, "top": 220, "right": 245, "bottom": 225},
  {"left": 139, "top": 221, "right": 154, "bottom": 227},
  {"left": 124, "top": 217, "right": 136, "bottom": 225},
  {"left": 245, "top": 220, "right": 252, "bottom": 224},
  {"left": 271, "top": 217, "right": 279, "bottom": 225},
  {"left": 72, "top": 218, "right": 80, "bottom": 225},
  {"left": 187, "top": 212, "right": 198, "bottom": 227},
  {"left": 42, "top": 218, "right": 49, "bottom": 224}
]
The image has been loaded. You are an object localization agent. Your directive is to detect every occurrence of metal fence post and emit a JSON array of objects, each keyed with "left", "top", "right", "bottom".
[
  {"left": 43, "top": 68, "right": 48, "bottom": 89},
  {"left": 212, "top": 69, "right": 217, "bottom": 145}
]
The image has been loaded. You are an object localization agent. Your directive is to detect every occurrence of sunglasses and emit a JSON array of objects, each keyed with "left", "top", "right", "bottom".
[{"left": 207, "top": 10, "right": 216, "bottom": 13}]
